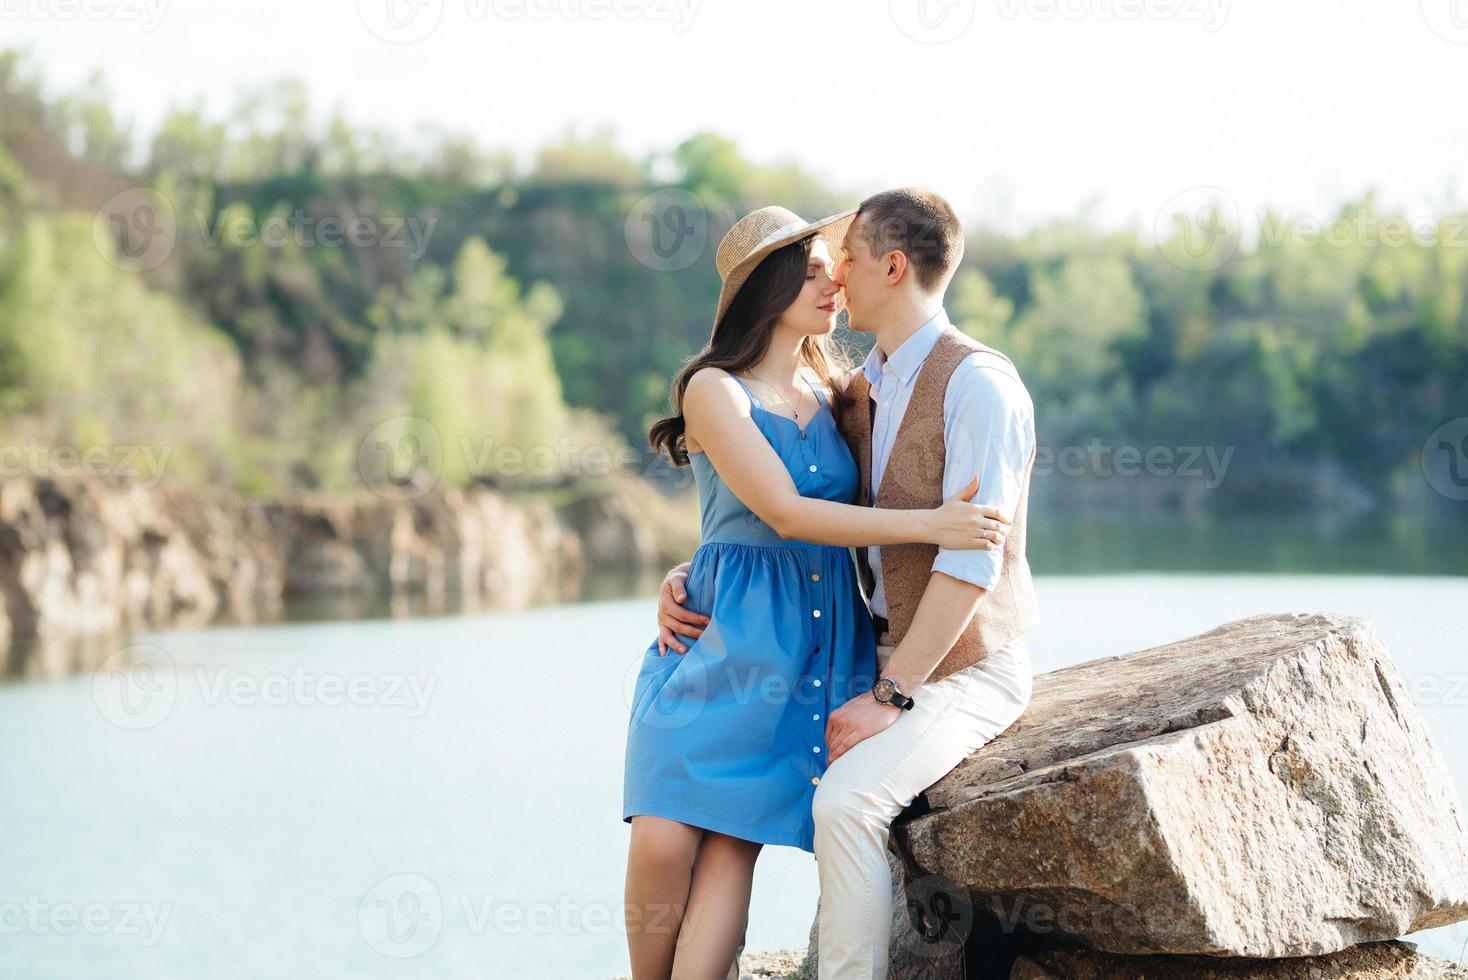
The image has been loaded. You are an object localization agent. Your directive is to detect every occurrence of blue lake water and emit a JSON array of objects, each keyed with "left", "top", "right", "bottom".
[{"left": 2, "top": 574, "right": 1466, "bottom": 977}]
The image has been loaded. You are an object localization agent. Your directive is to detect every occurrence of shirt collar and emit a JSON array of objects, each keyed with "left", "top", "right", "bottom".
[{"left": 860, "top": 309, "right": 951, "bottom": 389}]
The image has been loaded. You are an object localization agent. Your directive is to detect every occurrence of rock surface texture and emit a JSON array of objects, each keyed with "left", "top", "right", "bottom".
[
  {"left": 886, "top": 613, "right": 1468, "bottom": 960},
  {"left": 0, "top": 474, "right": 694, "bottom": 677},
  {"left": 1009, "top": 940, "right": 1468, "bottom": 979}
]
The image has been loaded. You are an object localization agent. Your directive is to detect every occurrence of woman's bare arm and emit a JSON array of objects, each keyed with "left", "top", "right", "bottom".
[{"left": 683, "top": 368, "right": 1005, "bottom": 549}]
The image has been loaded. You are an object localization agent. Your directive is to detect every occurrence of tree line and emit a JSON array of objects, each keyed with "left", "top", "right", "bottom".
[{"left": 1, "top": 50, "right": 1463, "bottom": 520}]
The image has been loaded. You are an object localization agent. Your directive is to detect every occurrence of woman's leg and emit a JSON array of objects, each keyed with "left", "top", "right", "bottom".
[
  {"left": 670, "top": 830, "right": 762, "bottom": 980},
  {"left": 626, "top": 815, "right": 703, "bottom": 979}
]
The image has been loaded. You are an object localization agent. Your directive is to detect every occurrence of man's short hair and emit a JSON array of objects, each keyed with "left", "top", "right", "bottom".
[{"left": 855, "top": 188, "right": 965, "bottom": 291}]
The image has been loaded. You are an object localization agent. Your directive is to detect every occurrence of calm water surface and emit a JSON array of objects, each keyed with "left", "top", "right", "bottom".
[{"left": 2, "top": 569, "right": 1466, "bottom": 977}]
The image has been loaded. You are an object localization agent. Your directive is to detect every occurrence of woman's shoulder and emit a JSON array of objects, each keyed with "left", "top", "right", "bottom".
[{"left": 686, "top": 366, "right": 750, "bottom": 409}]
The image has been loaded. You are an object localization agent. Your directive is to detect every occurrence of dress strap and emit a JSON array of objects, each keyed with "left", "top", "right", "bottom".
[
  {"left": 729, "top": 373, "right": 764, "bottom": 410},
  {"left": 806, "top": 373, "right": 830, "bottom": 408}
]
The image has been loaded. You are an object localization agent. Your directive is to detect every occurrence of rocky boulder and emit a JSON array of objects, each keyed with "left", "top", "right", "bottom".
[
  {"left": 889, "top": 613, "right": 1468, "bottom": 961},
  {"left": 1010, "top": 940, "right": 1468, "bottom": 978}
]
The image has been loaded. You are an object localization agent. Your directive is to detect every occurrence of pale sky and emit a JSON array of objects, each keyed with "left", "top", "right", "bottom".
[{"left": 5, "top": 0, "right": 1467, "bottom": 236}]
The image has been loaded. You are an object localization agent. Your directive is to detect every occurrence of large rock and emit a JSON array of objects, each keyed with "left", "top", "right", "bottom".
[
  {"left": 1010, "top": 940, "right": 1468, "bottom": 978},
  {"left": 891, "top": 613, "right": 1468, "bottom": 959}
]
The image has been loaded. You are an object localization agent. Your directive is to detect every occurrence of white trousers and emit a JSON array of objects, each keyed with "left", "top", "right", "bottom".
[{"left": 810, "top": 633, "right": 1033, "bottom": 979}]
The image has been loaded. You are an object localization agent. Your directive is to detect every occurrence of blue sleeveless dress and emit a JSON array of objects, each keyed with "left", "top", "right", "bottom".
[{"left": 623, "top": 374, "right": 879, "bottom": 854}]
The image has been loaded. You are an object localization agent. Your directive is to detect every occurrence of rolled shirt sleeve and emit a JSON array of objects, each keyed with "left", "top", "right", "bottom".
[{"left": 930, "top": 352, "right": 1036, "bottom": 592}]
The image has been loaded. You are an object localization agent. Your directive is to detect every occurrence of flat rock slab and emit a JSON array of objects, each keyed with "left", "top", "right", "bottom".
[
  {"left": 1010, "top": 940, "right": 1468, "bottom": 978},
  {"left": 892, "top": 613, "right": 1468, "bottom": 958}
]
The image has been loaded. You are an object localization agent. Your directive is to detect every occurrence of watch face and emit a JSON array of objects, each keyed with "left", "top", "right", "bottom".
[{"left": 873, "top": 678, "right": 895, "bottom": 703}]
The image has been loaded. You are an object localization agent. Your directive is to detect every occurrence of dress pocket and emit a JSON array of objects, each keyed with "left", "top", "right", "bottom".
[
  {"left": 630, "top": 645, "right": 681, "bottom": 721},
  {"left": 685, "top": 549, "right": 715, "bottom": 607}
]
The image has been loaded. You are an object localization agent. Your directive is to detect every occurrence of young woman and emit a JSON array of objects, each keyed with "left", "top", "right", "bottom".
[{"left": 621, "top": 206, "right": 1008, "bottom": 980}]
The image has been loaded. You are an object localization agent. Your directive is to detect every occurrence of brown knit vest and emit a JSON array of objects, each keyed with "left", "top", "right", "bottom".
[{"left": 837, "top": 325, "right": 1039, "bottom": 684}]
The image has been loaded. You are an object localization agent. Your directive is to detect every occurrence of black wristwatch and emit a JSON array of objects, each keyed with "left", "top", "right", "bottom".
[{"left": 872, "top": 675, "right": 915, "bottom": 710}]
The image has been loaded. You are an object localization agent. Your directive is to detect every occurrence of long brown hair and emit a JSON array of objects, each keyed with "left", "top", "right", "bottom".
[{"left": 649, "top": 234, "right": 855, "bottom": 467}]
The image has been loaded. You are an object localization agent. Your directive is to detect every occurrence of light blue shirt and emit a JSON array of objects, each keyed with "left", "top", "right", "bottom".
[{"left": 862, "top": 309, "right": 1036, "bottom": 616}]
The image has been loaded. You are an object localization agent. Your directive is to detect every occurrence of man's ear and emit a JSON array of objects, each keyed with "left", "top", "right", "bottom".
[{"left": 885, "top": 250, "right": 909, "bottom": 285}]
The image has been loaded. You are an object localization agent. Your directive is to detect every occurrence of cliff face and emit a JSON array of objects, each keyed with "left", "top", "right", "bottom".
[{"left": 0, "top": 474, "right": 696, "bottom": 678}]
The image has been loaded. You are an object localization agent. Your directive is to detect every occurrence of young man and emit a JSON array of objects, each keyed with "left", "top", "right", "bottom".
[{"left": 655, "top": 187, "right": 1038, "bottom": 978}]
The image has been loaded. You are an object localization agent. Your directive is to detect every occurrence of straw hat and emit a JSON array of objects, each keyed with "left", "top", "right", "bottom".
[{"left": 711, "top": 205, "right": 858, "bottom": 334}]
